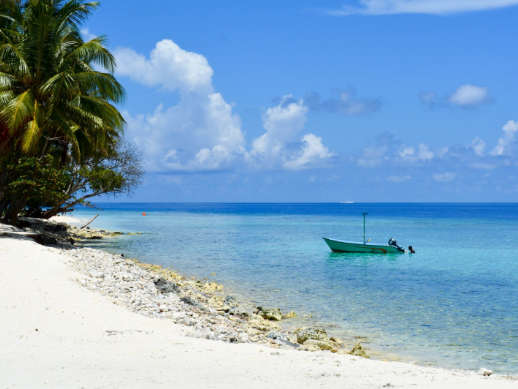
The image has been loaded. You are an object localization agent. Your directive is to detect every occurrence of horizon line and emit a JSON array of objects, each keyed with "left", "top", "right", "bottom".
[{"left": 87, "top": 201, "right": 518, "bottom": 204}]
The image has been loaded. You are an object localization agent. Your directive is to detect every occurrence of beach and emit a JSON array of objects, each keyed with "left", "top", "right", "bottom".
[
  {"left": 2, "top": 1, "right": 517, "bottom": 386},
  {"left": 68, "top": 203, "right": 518, "bottom": 373},
  {"left": 1, "top": 222, "right": 516, "bottom": 388}
]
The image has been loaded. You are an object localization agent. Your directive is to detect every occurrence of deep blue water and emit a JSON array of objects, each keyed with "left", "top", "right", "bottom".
[{"left": 73, "top": 203, "right": 518, "bottom": 373}]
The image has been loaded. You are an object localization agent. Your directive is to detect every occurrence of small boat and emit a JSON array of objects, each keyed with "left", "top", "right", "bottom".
[
  {"left": 323, "top": 212, "right": 405, "bottom": 254},
  {"left": 323, "top": 237, "right": 404, "bottom": 254}
]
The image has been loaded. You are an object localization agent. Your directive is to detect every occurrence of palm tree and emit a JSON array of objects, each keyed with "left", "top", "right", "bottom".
[
  {"left": 0, "top": 0, "right": 138, "bottom": 222},
  {"left": 0, "top": 0, "right": 125, "bottom": 163}
]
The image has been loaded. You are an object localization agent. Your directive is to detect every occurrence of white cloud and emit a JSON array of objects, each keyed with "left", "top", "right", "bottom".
[
  {"left": 471, "top": 137, "right": 486, "bottom": 156},
  {"left": 355, "top": 125, "right": 518, "bottom": 187},
  {"left": 116, "top": 43, "right": 333, "bottom": 172},
  {"left": 433, "top": 172, "right": 456, "bottom": 182},
  {"left": 449, "top": 84, "right": 489, "bottom": 107},
  {"left": 492, "top": 120, "right": 518, "bottom": 156},
  {"left": 249, "top": 96, "right": 333, "bottom": 169},
  {"left": 251, "top": 96, "right": 308, "bottom": 160},
  {"left": 330, "top": 0, "right": 518, "bottom": 15},
  {"left": 116, "top": 39, "right": 244, "bottom": 172},
  {"left": 417, "top": 144, "right": 434, "bottom": 160},
  {"left": 284, "top": 134, "right": 334, "bottom": 170},
  {"left": 115, "top": 40, "right": 213, "bottom": 92},
  {"left": 399, "top": 146, "right": 415, "bottom": 159},
  {"left": 398, "top": 144, "right": 434, "bottom": 162},
  {"left": 420, "top": 84, "right": 489, "bottom": 109},
  {"left": 124, "top": 94, "right": 244, "bottom": 172}
]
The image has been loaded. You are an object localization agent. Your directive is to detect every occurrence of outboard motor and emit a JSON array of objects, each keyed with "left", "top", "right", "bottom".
[{"left": 388, "top": 238, "right": 405, "bottom": 253}]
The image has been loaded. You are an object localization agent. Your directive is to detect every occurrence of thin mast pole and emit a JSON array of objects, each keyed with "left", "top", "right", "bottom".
[{"left": 363, "top": 212, "right": 367, "bottom": 244}]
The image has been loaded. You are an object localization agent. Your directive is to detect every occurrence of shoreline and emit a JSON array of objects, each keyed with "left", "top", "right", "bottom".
[
  {"left": 1, "top": 221, "right": 517, "bottom": 388},
  {"left": 79, "top": 220, "right": 502, "bottom": 372},
  {"left": 50, "top": 216, "right": 362, "bottom": 353}
]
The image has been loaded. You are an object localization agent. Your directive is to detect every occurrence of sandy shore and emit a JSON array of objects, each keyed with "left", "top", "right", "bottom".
[{"left": 1, "top": 227, "right": 516, "bottom": 388}]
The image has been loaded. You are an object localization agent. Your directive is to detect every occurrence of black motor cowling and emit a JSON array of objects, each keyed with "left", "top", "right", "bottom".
[{"left": 388, "top": 238, "right": 405, "bottom": 252}]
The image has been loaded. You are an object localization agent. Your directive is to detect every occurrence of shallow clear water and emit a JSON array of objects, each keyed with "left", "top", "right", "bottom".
[{"left": 73, "top": 203, "right": 518, "bottom": 373}]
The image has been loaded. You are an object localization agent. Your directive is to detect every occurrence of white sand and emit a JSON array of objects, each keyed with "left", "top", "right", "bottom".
[{"left": 1, "top": 233, "right": 516, "bottom": 388}]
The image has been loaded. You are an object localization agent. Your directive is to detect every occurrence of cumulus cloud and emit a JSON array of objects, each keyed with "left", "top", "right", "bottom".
[
  {"left": 354, "top": 121, "right": 518, "bottom": 188},
  {"left": 115, "top": 40, "right": 213, "bottom": 92},
  {"left": 357, "top": 132, "right": 436, "bottom": 168},
  {"left": 115, "top": 40, "right": 244, "bottom": 172},
  {"left": 398, "top": 144, "right": 434, "bottom": 162},
  {"left": 329, "top": 0, "right": 518, "bottom": 16},
  {"left": 115, "top": 41, "right": 334, "bottom": 173},
  {"left": 249, "top": 96, "right": 333, "bottom": 169},
  {"left": 491, "top": 120, "right": 518, "bottom": 156},
  {"left": 251, "top": 96, "right": 308, "bottom": 160},
  {"left": 284, "top": 134, "right": 334, "bottom": 170},
  {"left": 420, "top": 84, "right": 490, "bottom": 109},
  {"left": 449, "top": 84, "right": 489, "bottom": 107},
  {"left": 471, "top": 137, "right": 486, "bottom": 156},
  {"left": 124, "top": 95, "right": 244, "bottom": 172},
  {"left": 304, "top": 90, "right": 381, "bottom": 116}
]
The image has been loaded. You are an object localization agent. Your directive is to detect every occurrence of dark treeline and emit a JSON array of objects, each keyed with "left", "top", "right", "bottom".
[{"left": 0, "top": 0, "right": 141, "bottom": 222}]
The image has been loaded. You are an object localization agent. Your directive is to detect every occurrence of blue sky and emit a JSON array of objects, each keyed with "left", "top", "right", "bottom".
[{"left": 86, "top": 0, "right": 518, "bottom": 201}]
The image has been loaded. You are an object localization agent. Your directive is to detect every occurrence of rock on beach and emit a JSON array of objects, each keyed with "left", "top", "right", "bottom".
[{"left": 65, "top": 246, "right": 309, "bottom": 348}]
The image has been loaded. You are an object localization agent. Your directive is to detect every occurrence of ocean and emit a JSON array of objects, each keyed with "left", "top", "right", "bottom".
[{"left": 73, "top": 203, "right": 518, "bottom": 373}]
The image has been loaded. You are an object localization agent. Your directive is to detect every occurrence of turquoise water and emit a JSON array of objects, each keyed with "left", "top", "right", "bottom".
[{"left": 73, "top": 203, "right": 518, "bottom": 373}]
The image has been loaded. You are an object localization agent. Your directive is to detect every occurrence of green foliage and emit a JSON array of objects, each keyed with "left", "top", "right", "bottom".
[
  {"left": 0, "top": 0, "right": 124, "bottom": 161},
  {"left": 0, "top": 1, "right": 142, "bottom": 222},
  {"left": 2, "top": 155, "right": 71, "bottom": 215},
  {"left": 0, "top": 142, "right": 142, "bottom": 220}
]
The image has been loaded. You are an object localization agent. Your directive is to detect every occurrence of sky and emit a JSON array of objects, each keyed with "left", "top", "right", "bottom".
[{"left": 84, "top": 0, "right": 518, "bottom": 202}]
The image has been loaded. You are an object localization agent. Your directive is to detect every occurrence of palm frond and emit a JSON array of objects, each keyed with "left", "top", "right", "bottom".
[
  {"left": 55, "top": 0, "right": 99, "bottom": 33},
  {"left": 39, "top": 71, "right": 76, "bottom": 97},
  {"left": 1, "top": 89, "right": 33, "bottom": 134},
  {"left": 78, "top": 94, "right": 125, "bottom": 130},
  {"left": 0, "top": 42, "right": 29, "bottom": 76},
  {"left": 0, "top": 71, "right": 15, "bottom": 89},
  {"left": 64, "top": 37, "right": 116, "bottom": 73},
  {"left": 0, "top": 90, "right": 14, "bottom": 106},
  {"left": 75, "top": 70, "right": 124, "bottom": 102},
  {"left": 0, "top": 0, "right": 125, "bottom": 161},
  {"left": 21, "top": 116, "right": 40, "bottom": 152}
]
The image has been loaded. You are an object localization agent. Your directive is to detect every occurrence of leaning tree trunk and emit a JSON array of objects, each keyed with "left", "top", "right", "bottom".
[{"left": 4, "top": 198, "right": 25, "bottom": 224}]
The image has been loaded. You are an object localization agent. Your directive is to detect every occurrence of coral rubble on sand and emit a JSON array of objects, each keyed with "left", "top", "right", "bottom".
[
  {"left": 63, "top": 246, "right": 356, "bottom": 354},
  {"left": 11, "top": 218, "right": 366, "bottom": 355},
  {"left": 66, "top": 248, "right": 285, "bottom": 345}
]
